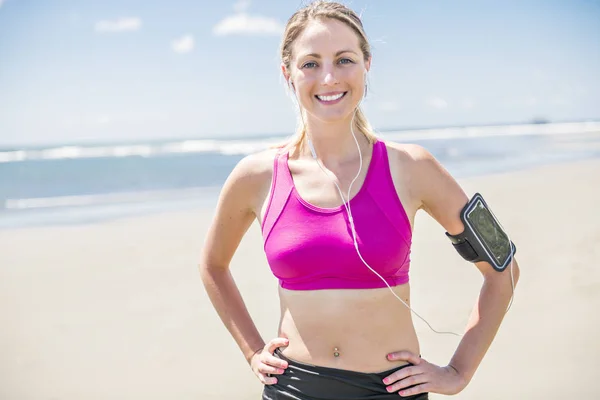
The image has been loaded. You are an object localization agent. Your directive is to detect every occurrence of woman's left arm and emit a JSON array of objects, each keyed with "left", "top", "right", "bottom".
[{"left": 383, "top": 145, "right": 520, "bottom": 396}]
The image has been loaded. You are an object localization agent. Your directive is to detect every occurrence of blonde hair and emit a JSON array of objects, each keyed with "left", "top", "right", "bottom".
[{"left": 279, "top": 0, "right": 377, "bottom": 153}]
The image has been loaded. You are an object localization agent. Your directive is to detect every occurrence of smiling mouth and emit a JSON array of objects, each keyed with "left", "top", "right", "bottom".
[{"left": 315, "top": 92, "right": 347, "bottom": 103}]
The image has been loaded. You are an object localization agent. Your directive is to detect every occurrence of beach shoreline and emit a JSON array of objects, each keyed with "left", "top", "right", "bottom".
[{"left": 3, "top": 124, "right": 600, "bottom": 232}]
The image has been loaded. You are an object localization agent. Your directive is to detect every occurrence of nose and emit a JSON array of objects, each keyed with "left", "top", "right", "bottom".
[{"left": 321, "top": 67, "right": 338, "bottom": 86}]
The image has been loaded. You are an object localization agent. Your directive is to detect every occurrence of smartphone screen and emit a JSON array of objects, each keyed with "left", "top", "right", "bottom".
[{"left": 465, "top": 199, "right": 511, "bottom": 267}]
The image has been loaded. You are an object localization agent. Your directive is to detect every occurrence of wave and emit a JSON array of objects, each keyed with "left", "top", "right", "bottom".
[
  {"left": 380, "top": 121, "right": 600, "bottom": 142},
  {"left": 0, "top": 137, "right": 286, "bottom": 163},
  {"left": 1, "top": 121, "right": 599, "bottom": 164},
  {"left": 3, "top": 187, "right": 221, "bottom": 211}
]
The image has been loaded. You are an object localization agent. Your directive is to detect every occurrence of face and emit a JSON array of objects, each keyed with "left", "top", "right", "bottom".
[{"left": 283, "top": 18, "right": 370, "bottom": 124}]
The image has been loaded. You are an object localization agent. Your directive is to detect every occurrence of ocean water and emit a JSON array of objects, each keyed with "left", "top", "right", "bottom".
[{"left": 1, "top": 121, "right": 600, "bottom": 229}]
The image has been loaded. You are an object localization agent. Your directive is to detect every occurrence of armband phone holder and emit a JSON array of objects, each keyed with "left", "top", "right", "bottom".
[{"left": 445, "top": 193, "right": 516, "bottom": 272}]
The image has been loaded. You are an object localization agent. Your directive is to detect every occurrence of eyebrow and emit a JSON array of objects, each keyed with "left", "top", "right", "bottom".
[{"left": 300, "top": 49, "right": 358, "bottom": 59}]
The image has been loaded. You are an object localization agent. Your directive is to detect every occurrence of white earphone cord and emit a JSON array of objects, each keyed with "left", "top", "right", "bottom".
[{"left": 295, "top": 83, "right": 514, "bottom": 338}]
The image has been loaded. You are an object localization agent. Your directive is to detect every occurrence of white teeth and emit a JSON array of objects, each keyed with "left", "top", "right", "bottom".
[{"left": 317, "top": 92, "right": 344, "bottom": 102}]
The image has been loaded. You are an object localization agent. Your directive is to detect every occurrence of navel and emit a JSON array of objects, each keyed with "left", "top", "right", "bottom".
[{"left": 333, "top": 346, "right": 340, "bottom": 358}]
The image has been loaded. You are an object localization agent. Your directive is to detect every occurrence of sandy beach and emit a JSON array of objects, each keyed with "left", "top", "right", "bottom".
[{"left": 1, "top": 158, "right": 599, "bottom": 400}]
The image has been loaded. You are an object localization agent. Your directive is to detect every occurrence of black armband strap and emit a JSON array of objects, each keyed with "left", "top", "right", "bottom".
[{"left": 445, "top": 234, "right": 479, "bottom": 263}]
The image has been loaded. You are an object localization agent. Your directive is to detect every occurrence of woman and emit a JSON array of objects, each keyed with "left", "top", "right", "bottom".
[{"left": 199, "top": 1, "right": 520, "bottom": 398}]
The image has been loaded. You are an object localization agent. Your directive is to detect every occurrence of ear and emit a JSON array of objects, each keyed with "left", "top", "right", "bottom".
[
  {"left": 364, "top": 56, "right": 372, "bottom": 74},
  {"left": 281, "top": 63, "right": 291, "bottom": 85}
]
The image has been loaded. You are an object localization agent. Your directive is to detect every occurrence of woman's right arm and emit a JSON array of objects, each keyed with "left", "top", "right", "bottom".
[
  {"left": 199, "top": 154, "right": 268, "bottom": 363},
  {"left": 199, "top": 152, "right": 289, "bottom": 384}
]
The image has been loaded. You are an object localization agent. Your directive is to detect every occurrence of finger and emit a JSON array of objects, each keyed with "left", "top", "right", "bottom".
[
  {"left": 387, "top": 350, "right": 421, "bottom": 365},
  {"left": 258, "top": 372, "right": 278, "bottom": 385},
  {"left": 259, "top": 363, "right": 286, "bottom": 375},
  {"left": 399, "top": 383, "right": 431, "bottom": 397},
  {"left": 263, "top": 353, "right": 289, "bottom": 370},
  {"left": 266, "top": 338, "right": 289, "bottom": 354},
  {"left": 387, "top": 372, "right": 427, "bottom": 393},
  {"left": 382, "top": 366, "right": 420, "bottom": 385}
]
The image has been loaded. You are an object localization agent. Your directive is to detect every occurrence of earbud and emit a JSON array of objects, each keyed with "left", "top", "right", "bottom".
[{"left": 308, "top": 138, "right": 317, "bottom": 159}]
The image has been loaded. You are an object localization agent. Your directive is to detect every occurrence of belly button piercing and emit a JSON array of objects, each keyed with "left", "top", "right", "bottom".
[{"left": 333, "top": 347, "right": 340, "bottom": 357}]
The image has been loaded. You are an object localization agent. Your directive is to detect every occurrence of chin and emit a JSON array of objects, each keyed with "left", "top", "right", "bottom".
[{"left": 315, "top": 113, "right": 353, "bottom": 124}]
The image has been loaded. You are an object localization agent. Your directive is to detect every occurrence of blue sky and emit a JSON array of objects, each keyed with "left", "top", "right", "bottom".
[{"left": 0, "top": 0, "right": 598, "bottom": 146}]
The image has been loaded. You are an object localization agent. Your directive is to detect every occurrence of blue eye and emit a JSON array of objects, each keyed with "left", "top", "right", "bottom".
[
  {"left": 302, "top": 61, "right": 317, "bottom": 69},
  {"left": 339, "top": 58, "right": 354, "bottom": 64}
]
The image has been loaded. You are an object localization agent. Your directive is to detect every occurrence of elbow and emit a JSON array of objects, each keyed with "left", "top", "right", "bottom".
[
  {"left": 198, "top": 260, "right": 210, "bottom": 281},
  {"left": 481, "top": 257, "right": 520, "bottom": 289},
  {"left": 198, "top": 257, "right": 229, "bottom": 284}
]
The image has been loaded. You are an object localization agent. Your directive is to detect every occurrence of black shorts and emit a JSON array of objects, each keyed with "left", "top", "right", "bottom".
[{"left": 262, "top": 348, "right": 428, "bottom": 399}]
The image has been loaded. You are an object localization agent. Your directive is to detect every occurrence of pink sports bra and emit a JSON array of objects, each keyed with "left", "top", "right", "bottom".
[{"left": 261, "top": 140, "right": 412, "bottom": 290}]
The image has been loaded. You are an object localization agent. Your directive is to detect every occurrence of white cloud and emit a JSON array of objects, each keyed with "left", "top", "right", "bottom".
[
  {"left": 427, "top": 97, "right": 448, "bottom": 109},
  {"left": 213, "top": 13, "right": 284, "bottom": 36},
  {"left": 233, "top": 0, "right": 251, "bottom": 13},
  {"left": 172, "top": 34, "right": 194, "bottom": 54},
  {"left": 95, "top": 17, "right": 142, "bottom": 33}
]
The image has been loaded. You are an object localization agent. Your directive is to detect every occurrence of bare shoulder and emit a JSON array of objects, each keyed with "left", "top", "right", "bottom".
[
  {"left": 383, "top": 140, "right": 435, "bottom": 164},
  {"left": 382, "top": 140, "right": 468, "bottom": 235},
  {"left": 223, "top": 147, "right": 280, "bottom": 214},
  {"left": 201, "top": 147, "right": 280, "bottom": 269},
  {"left": 381, "top": 140, "right": 438, "bottom": 194},
  {"left": 228, "top": 148, "right": 278, "bottom": 187},
  {"left": 383, "top": 140, "right": 455, "bottom": 188}
]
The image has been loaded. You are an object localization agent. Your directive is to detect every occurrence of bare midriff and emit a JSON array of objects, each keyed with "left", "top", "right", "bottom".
[{"left": 276, "top": 282, "right": 420, "bottom": 373}]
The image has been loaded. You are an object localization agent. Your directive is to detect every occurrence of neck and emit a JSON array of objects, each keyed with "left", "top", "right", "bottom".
[{"left": 302, "top": 114, "right": 369, "bottom": 164}]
